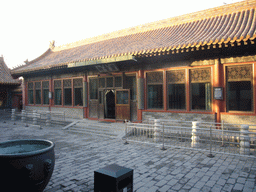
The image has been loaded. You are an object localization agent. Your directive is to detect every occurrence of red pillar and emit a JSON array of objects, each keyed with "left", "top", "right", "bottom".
[
  {"left": 49, "top": 78, "right": 53, "bottom": 111},
  {"left": 83, "top": 75, "right": 88, "bottom": 118},
  {"left": 214, "top": 59, "right": 224, "bottom": 123},
  {"left": 137, "top": 70, "right": 144, "bottom": 122}
]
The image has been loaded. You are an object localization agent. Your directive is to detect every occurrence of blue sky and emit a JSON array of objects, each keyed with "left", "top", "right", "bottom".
[{"left": 0, "top": 0, "right": 242, "bottom": 68}]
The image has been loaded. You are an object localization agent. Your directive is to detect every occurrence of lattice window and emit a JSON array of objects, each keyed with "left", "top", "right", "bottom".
[
  {"left": 147, "top": 71, "right": 163, "bottom": 109},
  {"left": 28, "top": 82, "right": 33, "bottom": 90},
  {"left": 28, "top": 82, "right": 34, "bottom": 104},
  {"left": 42, "top": 81, "right": 49, "bottom": 89},
  {"left": 106, "top": 77, "right": 113, "bottom": 88},
  {"left": 190, "top": 68, "right": 211, "bottom": 110},
  {"left": 191, "top": 68, "right": 211, "bottom": 83},
  {"left": 147, "top": 72, "right": 163, "bottom": 84},
  {"left": 35, "top": 82, "right": 41, "bottom": 89},
  {"left": 115, "top": 76, "right": 122, "bottom": 88},
  {"left": 167, "top": 70, "right": 186, "bottom": 110},
  {"left": 89, "top": 78, "right": 98, "bottom": 99},
  {"left": 227, "top": 65, "right": 252, "bottom": 81},
  {"left": 167, "top": 70, "right": 185, "bottom": 84},
  {"left": 226, "top": 64, "right": 253, "bottom": 112},
  {"left": 63, "top": 79, "right": 72, "bottom": 88},
  {"left": 54, "top": 80, "right": 61, "bottom": 88},
  {"left": 73, "top": 78, "right": 83, "bottom": 87},
  {"left": 99, "top": 78, "right": 105, "bottom": 88}
]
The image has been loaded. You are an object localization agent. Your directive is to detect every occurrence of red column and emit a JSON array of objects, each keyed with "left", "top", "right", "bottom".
[
  {"left": 49, "top": 78, "right": 53, "bottom": 110},
  {"left": 137, "top": 70, "right": 144, "bottom": 122},
  {"left": 186, "top": 68, "right": 190, "bottom": 111},
  {"left": 23, "top": 79, "right": 27, "bottom": 109},
  {"left": 214, "top": 59, "right": 224, "bottom": 123},
  {"left": 163, "top": 71, "right": 167, "bottom": 111},
  {"left": 83, "top": 75, "right": 88, "bottom": 118}
]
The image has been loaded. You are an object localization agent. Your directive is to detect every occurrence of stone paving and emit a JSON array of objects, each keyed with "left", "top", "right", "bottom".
[{"left": 0, "top": 118, "right": 256, "bottom": 192}]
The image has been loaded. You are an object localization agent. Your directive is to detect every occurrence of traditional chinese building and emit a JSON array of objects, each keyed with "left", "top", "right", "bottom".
[
  {"left": 0, "top": 57, "right": 21, "bottom": 110},
  {"left": 11, "top": 0, "right": 256, "bottom": 124}
]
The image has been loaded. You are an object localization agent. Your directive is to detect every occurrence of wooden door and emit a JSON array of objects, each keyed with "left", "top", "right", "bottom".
[
  {"left": 98, "top": 90, "right": 104, "bottom": 119},
  {"left": 115, "top": 89, "right": 130, "bottom": 121}
]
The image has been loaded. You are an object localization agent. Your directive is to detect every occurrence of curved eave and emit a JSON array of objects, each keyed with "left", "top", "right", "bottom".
[{"left": 136, "top": 35, "right": 256, "bottom": 58}]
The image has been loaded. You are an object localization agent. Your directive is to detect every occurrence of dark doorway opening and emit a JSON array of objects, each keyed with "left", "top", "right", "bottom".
[{"left": 105, "top": 90, "right": 115, "bottom": 119}]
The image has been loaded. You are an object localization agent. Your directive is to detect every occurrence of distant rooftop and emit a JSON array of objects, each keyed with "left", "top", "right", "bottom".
[{"left": 0, "top": 57, "right": 20, "bottom": 84}]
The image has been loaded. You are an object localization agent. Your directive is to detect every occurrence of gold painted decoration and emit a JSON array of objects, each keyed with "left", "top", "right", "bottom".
[
  {"left": 73, "top": 78, "right": 83, "bottom": 87},
  {"left": 35, "top": 82, "right": 41, "bottom": 90},
  {"left": 42, "top": 81, "right": 49, "bottom": 89},
  {"left": 227, "top": 65, "right": 252, "bottom": 81},
  {"left": 28, "top": 82, "right": 33, "bottom": 90},
  {"left": 167, "top": 70, "right": 185, "bottom": 83},
  {"left": 191, "top": 68, "right": 211, "bottom": 83},
  {"left": 54, "top": 80, "right": 61, "bottom": 89},
  {"left": 63, "top": 79, "right": 72, "bottom": 88},
  {"left": 147, "top": 72, "right": 163, "bottom": 84},
  {"left": 99, "top": 78, "right": 105, "bottom": 88}
]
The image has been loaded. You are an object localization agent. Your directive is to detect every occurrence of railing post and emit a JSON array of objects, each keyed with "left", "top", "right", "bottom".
[
  {"left": 124, "top": 119, "right": 129, "bottom": 145},
  {"left": 11, "top": 109, "right": 16, "bottom": 121},
  {"left": 154, "top": 119, "right": 161, "bottom": 142},
  {"left": 191, "top": 121, "right": 200, "bottom": 148},
  {"left": 21, "top": 110, "right": 26, "bottom": 123},
  {"left": 221, "top": 120, "right": 224, "bottom": 147},
  {"left": 161, "top": 124, "right": 167, "bottom": 150},
  {"left": 207, "top": 126, "right": 214, "bottom": 158},
  {"left": 46, "top": 112, "right": 51, "bottom": 126},
  {"left": 33, "top": 110, "right": 37, "bottom": 125},
  {"left": 240, "top": 124, "right": 250, "bottom": 155}
]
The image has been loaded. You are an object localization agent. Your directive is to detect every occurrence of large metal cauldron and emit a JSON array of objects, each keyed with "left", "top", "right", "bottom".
[{"left": 0, "top": 139, "right": 55, "bottom": 192}]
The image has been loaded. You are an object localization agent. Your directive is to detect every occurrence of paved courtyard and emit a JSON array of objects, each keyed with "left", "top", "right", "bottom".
[{"left": 0, "top": 118, "right": 256, "bottom": 192}]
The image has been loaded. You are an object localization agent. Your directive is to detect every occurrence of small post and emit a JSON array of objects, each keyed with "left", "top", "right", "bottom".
[
  {"left": 207, "top": 126, "right": 214, "bottom": 158},
  {"left": 11, "top": 109, "right": 16, "bottom": 124},
  {"left": 154, "top": 119, "right": 161, "bottom": 142},
  {"left": 21, "top": 110, "right": 26, "bottom": 123},
  {"left": 46, "top": 112, "right": 51, "bottom": 126},
  {"left": 221, "top": 120, "right": 224, "bottom": 147},
  {"left": 161, "top": 124, "right": 167, "bottom": 150},
  {"left": 124, "top": 119, "right": 129, "bottom": 145},
  {"left": 191, "top": 121, "right": 200, "bottom": 148},
  {"left": 33, "top": 110, "right": 37, "bottom": 125},
  {"left": 240, "top": 124, "right": 250, "bottom": 155}
]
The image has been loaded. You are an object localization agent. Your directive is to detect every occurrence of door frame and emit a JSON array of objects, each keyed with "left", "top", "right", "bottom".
[{"left": 115, "top": 89, "right": 131, "bottom": 121}]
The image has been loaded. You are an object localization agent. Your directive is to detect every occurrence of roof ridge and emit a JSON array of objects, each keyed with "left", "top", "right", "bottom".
[{"left": 53, "top": 0, "right": 256, "bottom": 52}]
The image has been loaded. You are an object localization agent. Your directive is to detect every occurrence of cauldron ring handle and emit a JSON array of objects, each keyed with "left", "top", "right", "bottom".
[{"left": 25, "top": 164, "right": 34, "bottom": 179}]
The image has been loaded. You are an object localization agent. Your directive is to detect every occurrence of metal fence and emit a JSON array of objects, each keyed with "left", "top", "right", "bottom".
[
  {"left": 0, "top": 109, "right": 68, "bottom": 128},
  {"left": 123, "top": 119, "right": 256, "bottom": 158}
]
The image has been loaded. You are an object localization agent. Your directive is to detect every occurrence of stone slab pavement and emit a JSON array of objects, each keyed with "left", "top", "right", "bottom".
[{"left": 0, "top": 118, "right": 256, "bottom": 192}]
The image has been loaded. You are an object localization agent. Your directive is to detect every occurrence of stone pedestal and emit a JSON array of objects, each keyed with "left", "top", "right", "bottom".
[
  {"left": 46, "top": 113, "right": 51, "bottom": 126},
  {"left": 21, "top": 110, "right": 26, "bottom": 123},
  {"left": 11, "top": 109, "right": 16, "bottom": 121},
  {"left": 240, "top": 124, "right": 250, "bottom": 155},
  {"left": 191, "top": 121, "right": 200, "bottom": 148},
  {"left": 33, "top": 110, "right": 38, "bottom": 125},
  {"left": 154, "top": 119, "right": 161, "bottom": 142}
]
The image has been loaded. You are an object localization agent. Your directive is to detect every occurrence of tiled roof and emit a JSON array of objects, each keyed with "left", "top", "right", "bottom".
[
  {"left": 0, "top": 57, "right": 20, "bottom": 84},
  {"left": 12, "top": 0, "right": 256, "bottom": 74}
]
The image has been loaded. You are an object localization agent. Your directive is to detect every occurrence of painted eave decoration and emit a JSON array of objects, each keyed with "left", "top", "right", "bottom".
[{"left": 11, "top": 0, "right": 256, "bottom": 75}]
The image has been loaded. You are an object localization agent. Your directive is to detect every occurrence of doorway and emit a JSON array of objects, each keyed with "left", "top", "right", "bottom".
[{"left": 105, "top": 90, "right": 115, "bottom": 119}]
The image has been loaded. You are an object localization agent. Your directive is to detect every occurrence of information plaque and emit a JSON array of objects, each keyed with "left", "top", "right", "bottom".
[{"left": 214, "top": 87, "right": 223, "bottom": 100}]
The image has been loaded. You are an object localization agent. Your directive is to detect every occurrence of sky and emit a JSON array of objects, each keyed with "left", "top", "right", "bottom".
[{"left": 0, "top": 0, "right": 242, "bottom": 69}]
